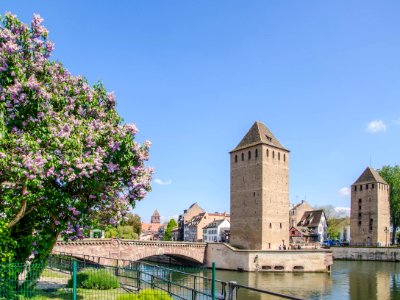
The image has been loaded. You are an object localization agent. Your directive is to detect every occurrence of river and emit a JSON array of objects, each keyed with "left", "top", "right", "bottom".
[{"left": 211, "top": 261, "right": 399, "bottom": 300}]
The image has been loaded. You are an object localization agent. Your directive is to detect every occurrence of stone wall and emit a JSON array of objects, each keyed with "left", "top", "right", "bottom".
[
  {"left": 332, "top": 247, "right": 400, "bottom": 261},
  {"left": 53, "top": 239, "right": 207, "bottom": 264},
  {"left": 206, "top": 243, "right": 332, "bottom": 272}
]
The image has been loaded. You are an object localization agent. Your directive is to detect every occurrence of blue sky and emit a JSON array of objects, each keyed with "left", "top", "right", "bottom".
[{"left": 2, "top": 1, "right": 400, "bottom": 222}]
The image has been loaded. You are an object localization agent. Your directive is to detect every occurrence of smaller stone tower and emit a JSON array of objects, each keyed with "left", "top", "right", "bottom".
[
  {"left": 350, "top": 167, "right": 390, "bottom": 246},
  {"left": 151, "top": 209, "right": 161, "bottom": 224}
]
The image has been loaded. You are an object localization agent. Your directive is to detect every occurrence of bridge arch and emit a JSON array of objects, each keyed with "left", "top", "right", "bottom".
[{"left": 52, "top": 239, "right": 206, "bottom": 265}]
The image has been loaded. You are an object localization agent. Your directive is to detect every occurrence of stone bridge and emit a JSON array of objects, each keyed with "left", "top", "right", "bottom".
[{"left": 52, "top": 239, "right": 207, "bottom": 264}]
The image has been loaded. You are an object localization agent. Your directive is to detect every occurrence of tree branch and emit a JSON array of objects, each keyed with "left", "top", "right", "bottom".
[{"left": 7, "top": 185, "right": 28, "bottom": 229}]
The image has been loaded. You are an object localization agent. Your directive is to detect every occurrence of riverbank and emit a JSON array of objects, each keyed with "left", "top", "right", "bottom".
[{"left": 331, "top": 246, "right": 400, "bottom": 261}]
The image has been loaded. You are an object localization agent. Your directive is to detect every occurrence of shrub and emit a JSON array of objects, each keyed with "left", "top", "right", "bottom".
[
  {"left": 67, "top": 268, "right": 120, "bottom": 290},
  {"left": 117, "top": 289, "right": 173, "bottom": 300}
]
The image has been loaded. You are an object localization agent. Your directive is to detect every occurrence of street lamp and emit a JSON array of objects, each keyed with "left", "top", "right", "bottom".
[{"left": 384, "top": 227, "right": 389, "bottom": 247}]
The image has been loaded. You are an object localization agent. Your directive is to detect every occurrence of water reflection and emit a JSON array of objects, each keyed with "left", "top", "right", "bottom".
[{"left": 212, "top": 261, "right": 399, "bottom": 300}]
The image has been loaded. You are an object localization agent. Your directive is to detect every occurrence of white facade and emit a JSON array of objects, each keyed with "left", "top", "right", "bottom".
[
  {"left": 203, "top": 219, "right": 230, "bottom": 242},
  {"left": 318, "top": 213, "right": 328, "bottom": 243}
]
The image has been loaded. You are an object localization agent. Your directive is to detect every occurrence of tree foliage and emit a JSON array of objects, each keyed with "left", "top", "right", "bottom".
[
  {"left": 327, "top": 217, "right": 348, "bottom": 240},
  {"left": 163, "top": 218, "right": 177, "bottom": 241},
  {"left": 378, "top": 165, "right": 400, "bottom": 244},
  {"left": 0, "top": 11, "right": 152, "bottom": 273},
  {"left": 121, "top": 213, "right": 142, "bottom": 236}
]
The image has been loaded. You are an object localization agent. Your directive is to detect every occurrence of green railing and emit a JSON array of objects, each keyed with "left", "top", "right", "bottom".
[
  {"left": 1, "top": 254, "right": 303, "bottom": 299},
  {"left": 0, "top": 255, "right": 220, "bottom": 300}
]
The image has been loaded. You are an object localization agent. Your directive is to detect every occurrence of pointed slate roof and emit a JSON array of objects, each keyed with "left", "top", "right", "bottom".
[
  {"left": 353, "top": 167, "right": 387, "bottom": 185},
  {"left": 232, "top": 121, "right": 288, "bottom": 152},
  {"left": 152, "top": 209, "right": 160, "bottom": 217}
]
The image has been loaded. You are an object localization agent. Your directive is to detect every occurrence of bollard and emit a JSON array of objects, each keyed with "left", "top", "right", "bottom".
[
  {"left": 72, "top": 261, "right": 77, "bottom": 300},
  {"left": 228, "top": 281, "right": 237, "bottom": 300},
  {"left": 212, "top": 262, "right": 216, "bottom": 300}
]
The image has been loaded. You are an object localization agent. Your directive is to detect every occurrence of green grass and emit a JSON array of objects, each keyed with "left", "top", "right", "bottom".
[
  {"left": 41, "top": 269, "right": 70, "bottom": 279},
  {"left": 67, "top": 268, "right": 120, "bottom": 290},
  {"left": 116, "top": 289, "right": 173, "bottom": 300},
  {"left": 18, "top": 289, "right": 136, "bottom": 300}
]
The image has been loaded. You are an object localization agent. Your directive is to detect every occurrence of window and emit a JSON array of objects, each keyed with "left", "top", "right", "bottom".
[
  {"left": 359, "top": 205, "right": 361, "bottom": 210},
  {"left": 235, "top": 155, "right": 237, "bottom": 163},
  {"left": 354, "top": 186, "right": 357, "bottom": 191},
  {"left": 358, "top": 221, "right": 362, "bottom": 225},
  {"left": 241, "top": 153, "right": 244, "bottom": 161},
  {"left": 359, "top": 199, "right": 362, "bottom": 203},
  {"left": 366, "top": 184, "right": 368, "bottom": 190},
  {"left": 360, "top": 185, "right": 363, "bottom": 191},
  {"left": 273, "top": 151, "right": 275, "bottom": 159},
  {"left": 267, "top": 149, "right": 269, "bottom": 157},
  {"left": 269, "top": 223, "right": 272, "bottom": 228},
  {"left": 280, "top": 223, "right": 282, "bottom": 229},
  {"left": 372, "top": 184, "right": 374, "bottom": 189},
  {"left": 358, "top": 213, "right": 361, "bottom": 217},
  {"left": 291, "top": 230, "right": 296, "bottom": 235},
  {"left": 248, "top": 151, "right": 251, "bottom": 160},
  {"left": 255, "top": 149, "right": 258, "bottom": 158},
  {"left": 284, "top": 154, "right": 286, "bottom": 162},
  {"left": 253, "top": 192, "right": 256, "bottom": 197}
]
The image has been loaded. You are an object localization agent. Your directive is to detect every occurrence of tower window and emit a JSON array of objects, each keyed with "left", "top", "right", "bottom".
[
  {"left": 366, "top": 184, "right": 368, "bottom": 190},
  {"left": 255, "top": 149, "right": 258, "bottom": 158},
  {"left": 284, "top": 154, "right": 286, "bottom": 162},
  {"left": 354, "top": 186, "right": 357, "bottom": 192},
  {"left": 359, "top": 205, "right": 361, "bottom": 210},
  {"left": 359, "top": 199, "right": 362, "bottom": 203},
  {"left": 269, "top": 223, "right": 272, "bottom": 228},
  {"left": 248, "top": 151, "right": 251, "bottom": 160},
  {"left": 241, "top": 153, "right": 244, "bottom": 161},
  {"left": 360, "top": 185, "right": 363, "bottom": 191},
  {"left": 235, "top": 155, "right": 237, "bottom": 163},
  {"left": 267, "top": 149, "right": 269, "bottom": 157},
  {"left": 272, "top": 151, "right": 275, "bottom": 159},
  {"left": 358, "top": 221, "right": 361, "bottom": 226},
  {"left": 358, "top": 212, "right": 361, "bottom": 217},
  {"left": 372, "top": 184, "right": 374, "bottom": 189},
  {"left": 253, "top": 192, "right": 256, "bottom": 197},
  {"left": 280, "top": 223, "right": 282, "bottom": 229},
  {"left": 278, "top": 152, "right": 280, "bottom": 160}
]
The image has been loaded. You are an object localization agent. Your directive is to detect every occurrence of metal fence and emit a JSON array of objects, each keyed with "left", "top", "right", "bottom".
[{"left": 0, "top": 254, "right": 303, "bottom": 300}]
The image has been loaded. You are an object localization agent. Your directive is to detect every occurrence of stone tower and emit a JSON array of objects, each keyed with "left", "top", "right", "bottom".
[
  {"left": 230, "top": 121, "right": 289, "bottom": 250},
  {"left": 151, "top": 209, "right": 160, "bottom": 224},
  {"left": 350, "top": 167, "right": 390, "bottom": 246}
]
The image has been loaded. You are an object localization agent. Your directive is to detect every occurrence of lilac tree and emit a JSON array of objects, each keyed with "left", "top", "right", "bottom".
[{"left": 0, "top": 11, "right": 153, "bottom": 274}]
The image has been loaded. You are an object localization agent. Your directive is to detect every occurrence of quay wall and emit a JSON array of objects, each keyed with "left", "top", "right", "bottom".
[
  {"left": 206, "top": 243, "right": 333, "bottom": 272},
  {"left": 332, "top": 247, "right": 400, "bottom": 261}
]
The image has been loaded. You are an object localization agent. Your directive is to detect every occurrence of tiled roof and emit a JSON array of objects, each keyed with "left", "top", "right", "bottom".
[
  {"left": 353, "top": 167, "right": 388, "bottom": 185},
  {"left": 203, "top": 218, "right": 230, "bottom": 229},
  {"left": 297, "top": 210, "right": 325, "bottom": 228},
  {"left": 232, "top": 121, "right": 288, "bottom": 152}
]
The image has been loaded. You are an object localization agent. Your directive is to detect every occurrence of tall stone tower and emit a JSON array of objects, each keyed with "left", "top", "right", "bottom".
[
  {"left": 230, "top": 121, "right": 289, "bottom": 250},
  {"left": 151, "top": 209, "right": 160, "bottom": 224},
  {"left": 350, "top": 167, "right": 390, "bottom": 246}
]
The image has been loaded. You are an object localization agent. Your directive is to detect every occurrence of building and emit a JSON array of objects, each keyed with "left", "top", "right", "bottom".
[
  {"left": 289, "top": 200, "right": 313, "bottom": 228},
  {"left": 295, "top": 210, "right": 328, "bottom": 244},
  {"left": 350, "top": 167, "right": 391, "bottom": 246},
  {"left": 177, "top": 203, "right": 205, "bottom": 241},
  {"left": 171, "top": 227, "right": 179, "bottom": 241},
  {"left": 289, "top": 226, "right": 319, "bottom": 244},
  {"left": 140, "top": 209, "right": 162, "bottom": 240},
  {"left": 203, "top": 219, "right": 230, "bottom": 242},
  {"left": 230, "top": 121, "right": 290, "bottom": 250},
  {"left": 184, "top": 212, "right": 230, "bottom": 242}
]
